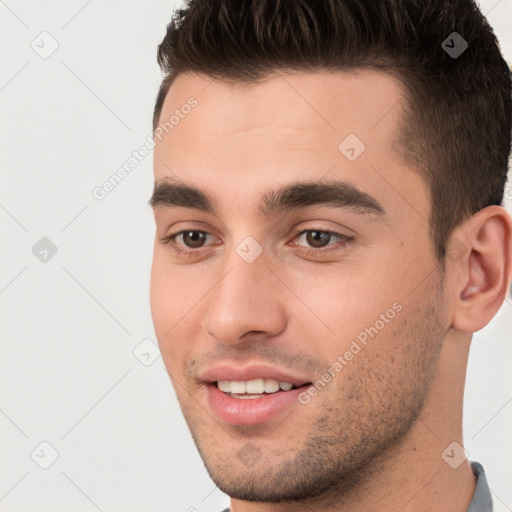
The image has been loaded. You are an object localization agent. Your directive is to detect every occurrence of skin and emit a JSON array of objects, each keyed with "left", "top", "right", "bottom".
[{"left": 150, "top": 69, "right": 512, "bottom": 512}]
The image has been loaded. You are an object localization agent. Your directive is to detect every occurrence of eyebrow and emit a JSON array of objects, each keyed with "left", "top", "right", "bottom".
[{"left": 149, "top": 179, "right": 385, "bottom": 218}]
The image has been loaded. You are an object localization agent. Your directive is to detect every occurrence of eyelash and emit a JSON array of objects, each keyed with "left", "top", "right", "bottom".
[{"left": 161, "top": 228, "right": 354, "bottom": 258}]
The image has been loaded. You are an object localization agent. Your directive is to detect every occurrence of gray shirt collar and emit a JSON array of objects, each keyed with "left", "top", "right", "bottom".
[{"left": 467, "top": 461, "right": 493, "bottom": 512}]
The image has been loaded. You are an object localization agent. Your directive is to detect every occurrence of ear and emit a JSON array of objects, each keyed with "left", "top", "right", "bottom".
[{"left": 449, "top": 205, "right": 512, "bottom": 333}]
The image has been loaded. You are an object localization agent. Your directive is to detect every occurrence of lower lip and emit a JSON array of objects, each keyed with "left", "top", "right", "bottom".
[{"left": 206, "top": 384, "right": 307, "bottom": 425}]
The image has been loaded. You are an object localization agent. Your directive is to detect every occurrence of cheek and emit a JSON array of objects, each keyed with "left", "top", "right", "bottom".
[
  {"left": 150, "top": 253, "right": 182, "bottom": 352},
  {"left": 285, "top": 265, "right": 391, "bottom": 337},
  {"left": 150, "top": 248, "right": 191, "bottom": 326},
  {"left": 149, "top": 255, "right": 171, "bottom": 335},
  {"left": 159, "top": 338, "right": 189, "bottom": 384},
  {"left": 150, "top": 252, "right": 201, "bottom": 374}
]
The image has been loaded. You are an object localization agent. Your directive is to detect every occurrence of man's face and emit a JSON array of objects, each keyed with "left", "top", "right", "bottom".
[{"left": 150, "top": 70, "right": 448, "bottom": 502}]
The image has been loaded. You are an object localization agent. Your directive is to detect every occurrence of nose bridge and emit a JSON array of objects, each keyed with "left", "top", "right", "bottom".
[{"left": 200, "top": 242, "right": 286, "bottom": 344}]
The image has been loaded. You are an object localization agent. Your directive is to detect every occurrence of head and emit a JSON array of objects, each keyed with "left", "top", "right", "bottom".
[{"left": 149, "top": 0, "right": 512, "bottom": 505}]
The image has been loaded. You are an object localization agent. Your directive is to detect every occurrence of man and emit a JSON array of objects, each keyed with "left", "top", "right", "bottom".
[{"left": 149, "top": 1, "right": 511, "bottom": 511}]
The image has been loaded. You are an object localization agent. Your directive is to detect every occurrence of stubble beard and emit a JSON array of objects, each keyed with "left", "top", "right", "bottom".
[{"left": 179, "top": 273, "right": 448, "bottom": 505}]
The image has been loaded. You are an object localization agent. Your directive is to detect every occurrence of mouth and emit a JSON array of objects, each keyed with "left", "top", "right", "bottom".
[{"left": 202, "top": 368, "right": 313, "bottom": 425}]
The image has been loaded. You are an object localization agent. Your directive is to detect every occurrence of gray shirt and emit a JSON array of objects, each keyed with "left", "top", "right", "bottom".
[
  {"left": 220, "top": 460, "right": 493, "bottom": 512},
  {"left": 467, "top": 461, "right": 493, "bottom": 512}
]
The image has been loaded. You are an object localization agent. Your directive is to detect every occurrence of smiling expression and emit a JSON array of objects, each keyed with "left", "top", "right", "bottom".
[{"left": 149, "top": 69, "right": 449, "bottom": 502}]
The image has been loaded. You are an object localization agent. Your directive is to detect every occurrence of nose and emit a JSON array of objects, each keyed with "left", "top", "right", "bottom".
[{"left": 200, "top": 247, "right": 287, "bottom": 345}]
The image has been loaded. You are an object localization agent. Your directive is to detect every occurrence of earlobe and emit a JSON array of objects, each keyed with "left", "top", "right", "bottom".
[{"left": 451, "top": 206, "right": 512, "bottom": 333}]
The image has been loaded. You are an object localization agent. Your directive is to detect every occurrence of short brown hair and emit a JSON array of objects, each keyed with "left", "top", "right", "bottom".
[{"left": 153, "top": 0, "right": 511, "bottom": 261}]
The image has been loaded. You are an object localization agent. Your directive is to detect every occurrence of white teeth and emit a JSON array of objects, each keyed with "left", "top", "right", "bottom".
[
  {"left": 246, "top": 378, "right": 265, "bottom": 394},
  {"left": 230, "top": 381, "right": 246, "bottom": 394},
  {"left": 216, "top": 378, "right": 295, "bottom": 395},
  {"left": 217, "top": 380, "right": 231, "bottom": 392},
  {"left": 263, "top": 379, "right": 280, "bottom": 393}
]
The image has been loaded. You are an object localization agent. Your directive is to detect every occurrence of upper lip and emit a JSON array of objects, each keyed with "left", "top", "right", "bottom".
[{"left": 201, "top": 363, "right": 311, "bottom": 387}]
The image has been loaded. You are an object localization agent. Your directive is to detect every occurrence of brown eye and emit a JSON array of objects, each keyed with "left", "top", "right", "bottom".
[
  {"left": 181, "top": 230, "right": 208, "bottom": 248},
  {"left": 293, "top": 229, "right": 354, "bottom": 255},
  {"left": 305, "top": 230, "right": 332, "bottom": 248}
]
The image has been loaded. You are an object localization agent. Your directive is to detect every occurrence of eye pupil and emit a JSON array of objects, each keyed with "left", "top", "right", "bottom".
[
  {"left": 183, "top": 230, "right": 206, "bottom": 248},
  {"left": 307, "top": 231, "right": 331, "bottom": 248}
]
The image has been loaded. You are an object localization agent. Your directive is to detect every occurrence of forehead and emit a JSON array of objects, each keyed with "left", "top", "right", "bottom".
[
  {"left": 153, "top": 69, "right": 429, "bottom": 225},
  {"left": 156, "top": 68, "right": 405, "bottom": 146}
]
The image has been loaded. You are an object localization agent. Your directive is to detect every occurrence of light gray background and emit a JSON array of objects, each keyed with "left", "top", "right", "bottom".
[{"left": 1, "top": 1, "right": 511, "bottom": 511}]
